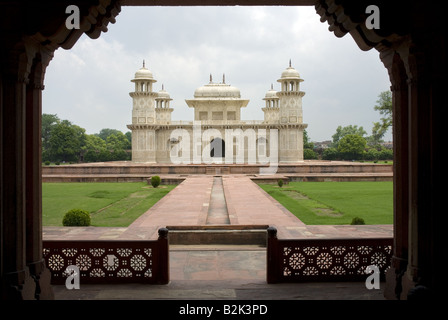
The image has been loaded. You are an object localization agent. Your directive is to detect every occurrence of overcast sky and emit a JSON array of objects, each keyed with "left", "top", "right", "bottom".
[{"left": 42, "top": 6, "right": 391, "bottom": 142}]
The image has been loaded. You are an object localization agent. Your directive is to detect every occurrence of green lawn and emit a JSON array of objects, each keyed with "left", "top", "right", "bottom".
[
  {"left": 43, "top": 182, "right": 176, "bottom": 227},
  {"left": 259, "top": 181, "right": 393, "bottom": 225}
]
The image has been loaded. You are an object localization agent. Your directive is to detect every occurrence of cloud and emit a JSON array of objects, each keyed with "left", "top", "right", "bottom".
[{"left": 42, "top": 6, "right": 391, "bottom": 141}]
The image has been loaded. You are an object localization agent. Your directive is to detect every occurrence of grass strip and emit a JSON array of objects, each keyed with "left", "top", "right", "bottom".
[
  {"left": 43, "top": 182, "right": 176, "bottom": 227},
  {"left": 259, "top": 181, "right": 392, "bottom": 225}
]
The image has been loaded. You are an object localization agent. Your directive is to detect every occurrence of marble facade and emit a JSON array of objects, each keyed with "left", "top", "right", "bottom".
[{"left": 127, "top": 61, "right": 308, "bottom": 164}]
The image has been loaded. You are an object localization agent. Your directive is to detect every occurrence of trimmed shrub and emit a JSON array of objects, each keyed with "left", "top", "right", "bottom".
[
  {"left": 277, "top": 179, "right": 284, "bottom": 188},
  {"left": 62, "top": 209, "right": 91, "bottom": 226},
  {"left": 150, "top": 175, "right": 161, "bottom": 188},
  {"left": 350, "top": 217, "right": 365, "bottom": 225}
]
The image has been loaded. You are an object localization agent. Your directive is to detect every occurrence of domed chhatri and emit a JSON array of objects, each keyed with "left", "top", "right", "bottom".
[
  {"left": 264, "top": 84, "right": 278, "bottom": 99},
  {"left": 133, "top": 60, "right": 154, "bottom": 80},
  {"left": 127, "top": 61, "right": 307, "bottom": 164},
  {"left": 157, "top": 84, "right": 171, "bottom": 99},
  {"left": 279, "top": 59, "right": 303, "bottom": 81}
]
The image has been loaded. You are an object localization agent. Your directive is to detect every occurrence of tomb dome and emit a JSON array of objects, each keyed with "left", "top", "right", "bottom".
[{"left": 194, "top": 83, "right": 241, "bottom": 99}]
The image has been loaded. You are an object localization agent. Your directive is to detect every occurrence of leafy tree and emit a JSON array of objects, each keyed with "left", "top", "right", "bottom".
[
  {"left": 125, "top": 131, "right": 132, "bottom": 145},
  {"left": 369, "top": 91, "right": 392, "bottom": 145},
  {"left": 106, "top": 132, "right": 131, "bottom": 151},
  {"left": 367, "top": 122, "right": 387, "bottom": 146},
  {"left": 48, "top": 121, "right": 86, "bottom": 162},
  {"left": 379, "top": 148, "right": 393, "bottom": 160},
  {"left": 374, "top": 91, "right": 392, "bottom": 130},
  {"left": 322, "top": 147, "right": 339, "bottom": 160},
  {"left": 106, "top": 132, "right": 131, "bottom": 161},
  {"left": 331, "top": 125, "right": 367, "bottom": 148},
  {"left": 96, "top": 128, "right": 122, "bottom": 141},
  {"left": 303, "top": 129, "right": 317, "bottom": 159},
  {"left": 42, "top": 113, "right": 60, "bottom": 161},
  {"left": 364, "top": 148, "right": 380, "bottom": 161},
  {"left": 304, "top": 148, "right": 318, "bottom": 160},
  {"left": 303, "top": 129, "right": 314, "bottom": 149},
  {"left": 71, "top": 124, "right": 87, "bottom": 151},
  {"left": 83, "top": 134, "right": 107, "bottom": 162},
  {"left": 337, "top": 134, "right": 367, "bottom": 160},
  {"left": 41, "top": 115, "right": 131, "bottom": 163}
]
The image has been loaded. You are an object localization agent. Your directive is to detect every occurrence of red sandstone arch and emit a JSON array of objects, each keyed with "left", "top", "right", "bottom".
[{"left": 1, "top": 0, "right": 444, "bottom": 300}]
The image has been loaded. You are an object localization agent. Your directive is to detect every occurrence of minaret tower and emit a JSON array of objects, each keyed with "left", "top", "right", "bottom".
[
  {"left": 155, "top": 84, "right": 173, "bottom": 124},
  {"left": 130, "top": 60, "right": 158, "bottom": 125},
  {"left": 262, "top": 84, "right": 279, "bottom": 123},
  {"left": 129, "top": 61, "right": 158, "bottom": 162},
  {"left": 277, "top": 59, "right": 305, "bottom": 124},
  {"left": 276, "top": 60, "right": 307, "bottom": 162}
]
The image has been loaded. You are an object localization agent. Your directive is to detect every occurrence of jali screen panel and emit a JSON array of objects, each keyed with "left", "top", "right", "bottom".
[
  {"left": 267, "top": 231, "right": 392, "bottom": 283},
  {"left": 43, "top": 239, "right": 168, "bottom": 284}
]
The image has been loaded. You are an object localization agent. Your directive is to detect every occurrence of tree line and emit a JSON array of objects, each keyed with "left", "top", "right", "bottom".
[
  {"left": 303, "top": 91, "right": 393, "bottom": 161},
  {"left": 42, "top": 114, "right": 131, "bottom": 164}
]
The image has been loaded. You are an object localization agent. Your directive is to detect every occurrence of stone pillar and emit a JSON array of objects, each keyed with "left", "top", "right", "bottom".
[
  {"left": 157, "top": 228, "right": 169, "bottom": 285},
  {"left": 1, "top": 47, "right": 36, "bottom": 300},
  {"left": 399, "top": 46, "right": 434, "bottom": 299},
  {"left": 381, "top": 48, "right": 409, "bottom": 300},
  {"left": 397, "top": 39, "right": 442, "bottom": 299},
  {"left": 25, "top": 50, "right": 54, "bottom": 300},
  {"left": 266, "top": 226, "right": 279, "bottom": 284}
]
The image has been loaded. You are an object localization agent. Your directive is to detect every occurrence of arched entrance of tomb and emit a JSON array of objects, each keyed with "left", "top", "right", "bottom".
[
  {"left": 210, "top": 138, "right": 225, "bottom": 158},
  {"left": 0, "top": 0, "right": 443, "bottom": 300}
]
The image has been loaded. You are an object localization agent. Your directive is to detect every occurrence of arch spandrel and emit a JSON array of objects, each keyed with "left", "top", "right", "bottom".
[{"left": 315, "top": 0, "right": 411, "bottom": 52}]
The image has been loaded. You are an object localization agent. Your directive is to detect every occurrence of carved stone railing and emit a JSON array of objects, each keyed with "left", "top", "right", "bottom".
[
  {"left": 267, "top": 227, "right": 393, "bottom": 283},
  {"left": 42, "top": 228, "right": 169, "bottom": 285}
]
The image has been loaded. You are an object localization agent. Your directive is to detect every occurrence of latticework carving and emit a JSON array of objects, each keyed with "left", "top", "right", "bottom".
[
  {"left": 277, "top": 238, "right": 392, "bottom": 282},
  {"left": 43, "top": 240, "right": 163, "bottom": 284}
]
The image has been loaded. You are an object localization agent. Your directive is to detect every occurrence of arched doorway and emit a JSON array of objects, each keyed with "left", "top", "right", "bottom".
[{"left": 210, "top": 138, "right": 225, "bottom": 158}]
